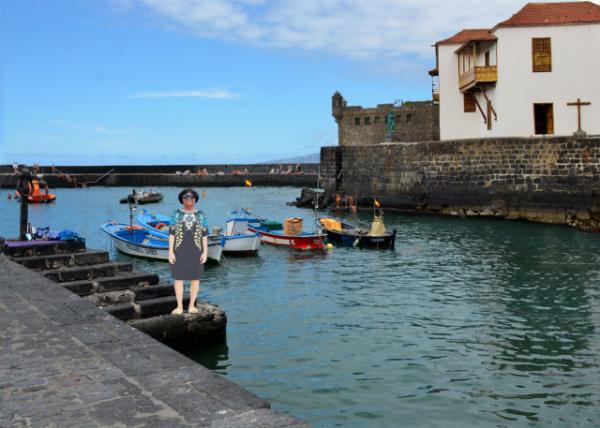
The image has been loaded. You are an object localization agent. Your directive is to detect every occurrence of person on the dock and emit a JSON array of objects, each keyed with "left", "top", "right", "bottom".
[{"left": 168, "top": 188, "right": 209, "bottom": 315}]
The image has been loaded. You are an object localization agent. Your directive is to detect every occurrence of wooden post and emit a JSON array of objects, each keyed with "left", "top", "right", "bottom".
[
  {"left": 481, "top": 90, "right": 497, "bottom": 121},
  {"left": 472, "top": 94, "right": 487, "bottom": 124}
]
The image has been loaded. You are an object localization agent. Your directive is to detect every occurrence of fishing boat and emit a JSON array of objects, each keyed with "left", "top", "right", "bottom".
[
  {"left": 100, "top": 222, "right": 170, "bottom": 260},
  {"left": 317, "top": 214, "right": 396, "bottom": 249},
  {"left": 138, "top": 209, "right": 259, "bottom": 257},
  {"left": 243, "top": 210, "right": 326, "bottom": 250},
  {"left": 100, "top": 222, "right": 223, "bottom": 263},
  {"left": 135, "top": 209, "right": 226, "bottom": 261},
  {"left": 119, "top": 190, "right": 163, "bottom": 204},
  {"left": 223, "top": 209, "right": 261, "bottom": 256},
  {"left": 15, "top": 179, "right": 56, "bottom": 203}
]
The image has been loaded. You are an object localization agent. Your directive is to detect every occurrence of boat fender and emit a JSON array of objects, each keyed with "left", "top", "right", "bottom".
[{"left": 155, "top": 222, "right": 168, "bottom": 230}]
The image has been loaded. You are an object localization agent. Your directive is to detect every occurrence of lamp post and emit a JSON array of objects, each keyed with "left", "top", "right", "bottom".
[{"left": 16, "top": 168, "right": 33, "bottom": 240}]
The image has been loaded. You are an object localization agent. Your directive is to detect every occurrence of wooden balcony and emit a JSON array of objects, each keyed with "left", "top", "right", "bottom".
[{"left": 459, "top": 66, "right": 497, "bottom": 92}]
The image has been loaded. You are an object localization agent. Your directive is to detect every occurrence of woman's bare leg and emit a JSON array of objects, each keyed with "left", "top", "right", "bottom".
[
  {"left": 188, "top": 280, "right": 200, "bottom": 313},
  {"left": 172, "top": 280, "right": 184, "bottom": 314}
]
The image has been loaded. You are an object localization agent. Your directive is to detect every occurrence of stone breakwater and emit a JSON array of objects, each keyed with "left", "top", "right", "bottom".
[
  {"left": 0, "top": 253, "right": 309, "bottom": 427},
  {"left": 0, "top": 163, "right": 319, "bottom": 188},
  {"left": 0, "top": 173, "right": 318, "bottom": 189},
  {"left": 321, "top": 136, "right": 600, "bottom": 231}
]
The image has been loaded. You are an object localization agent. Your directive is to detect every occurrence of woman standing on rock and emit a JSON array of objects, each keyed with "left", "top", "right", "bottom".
[{"left": 168, "top": 188, "right": 209, "bottom": 315}]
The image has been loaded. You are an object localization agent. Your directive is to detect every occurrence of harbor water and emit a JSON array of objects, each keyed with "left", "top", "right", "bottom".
[{"left": 1, "top": 186, "right": 599, "bottom": 427}]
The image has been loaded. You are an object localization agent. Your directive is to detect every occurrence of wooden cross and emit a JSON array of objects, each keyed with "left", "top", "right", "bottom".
[{"left": 567, "top": 98, "right": 591, "bottom": 135}]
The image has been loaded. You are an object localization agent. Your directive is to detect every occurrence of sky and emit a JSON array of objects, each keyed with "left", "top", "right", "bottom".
[{"left": 0, "top": 0, "right": 573, "bottom": 165}]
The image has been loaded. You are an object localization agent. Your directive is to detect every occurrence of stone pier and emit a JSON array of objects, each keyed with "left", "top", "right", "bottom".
[
  {"left": 0, "top": 163, "right": 320, "bottom": 189},
  {"left": 320, "top": 136, "right": 600, "bottom": 231},
  {"left": 0, "top": 254, "right": 309, "bottom": 427}
]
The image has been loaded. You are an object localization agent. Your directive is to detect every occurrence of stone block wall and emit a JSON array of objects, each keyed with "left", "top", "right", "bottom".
[
  {"left": 332, "top": 94, "right": 439, "bottom": 146},
  {"left": 321, "top": 136, "right": 600, "bottom": 230},
  {"left": 320, "top": 146, "right": 342, "bottom": 192}
]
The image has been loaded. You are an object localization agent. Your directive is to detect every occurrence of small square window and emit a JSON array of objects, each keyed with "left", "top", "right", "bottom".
[
  {"left": 365, "top": 117, "right": 371, "bottom": 125},
  {"left": 464, "top": 93, "right": 476, "bottom": 112},
  {"left": 406, "top": 114, "right": 412, "bottom": 123},
  {"left": 354, "top": 117, "right": 361, "bottom": 126},
  {"left": 532, "top": 38, "right": 551, "bottom": 72}
]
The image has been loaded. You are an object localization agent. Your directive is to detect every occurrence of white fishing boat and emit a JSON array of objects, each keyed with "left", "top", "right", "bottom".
[
  {"left": 101, "top": 222, "right": 223, "bottom": 263},
  {"left": 223, "top": 209, "right": 261, "bottom": 256}
]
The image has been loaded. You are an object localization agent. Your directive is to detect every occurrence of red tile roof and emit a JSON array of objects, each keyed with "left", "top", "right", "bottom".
[
  {"left": 437, "top": 29, "right": 496, "bottom": 45},
  {"left": 495, "top": 1, "right": 600, "bottom": 28}
]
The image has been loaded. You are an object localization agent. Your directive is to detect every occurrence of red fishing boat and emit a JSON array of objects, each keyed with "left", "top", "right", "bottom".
[{"left": 245, "top": 212, "right": 325, "bottom": 250}]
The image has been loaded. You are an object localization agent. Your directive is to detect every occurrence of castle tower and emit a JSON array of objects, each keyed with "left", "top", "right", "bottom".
[{"left": 332, "top": 91, "right": 345, "bottom": 122}]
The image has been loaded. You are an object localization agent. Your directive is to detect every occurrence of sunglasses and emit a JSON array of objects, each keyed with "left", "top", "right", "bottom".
[{"left": 182, "top": 193, "right": 195, "bottom": 200}]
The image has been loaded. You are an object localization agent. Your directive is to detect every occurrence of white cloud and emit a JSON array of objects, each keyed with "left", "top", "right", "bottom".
[
  {"left": 128, "top": 89, "right": 239, "bottom": 99},
  {"left": 116, "top": 0, "right": 577, "bottom": 69}
]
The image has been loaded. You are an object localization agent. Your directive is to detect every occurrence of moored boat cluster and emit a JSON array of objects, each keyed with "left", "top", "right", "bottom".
[{"left": 102, "top": 203, "right": 397, "bottom": 262}]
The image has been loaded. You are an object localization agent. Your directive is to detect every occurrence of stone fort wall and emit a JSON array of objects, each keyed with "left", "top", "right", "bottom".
[
  {"left": 321, "top": 136, "right": 600, "bottom": 230},
  {"left": 332, "top": 93, "right": 439, "bottom": 146}
]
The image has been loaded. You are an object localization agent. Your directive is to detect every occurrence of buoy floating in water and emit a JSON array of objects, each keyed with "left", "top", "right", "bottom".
[{"left": 326, "top": 243, "right": 334, "bottom": 251}]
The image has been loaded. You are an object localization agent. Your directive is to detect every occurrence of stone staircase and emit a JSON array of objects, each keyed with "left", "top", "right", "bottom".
[{"left": 4, "top": 240, "right": 226, "bottom": 346}]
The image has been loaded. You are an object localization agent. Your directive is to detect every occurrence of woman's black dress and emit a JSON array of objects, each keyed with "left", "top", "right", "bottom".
[{"left": 169, "top": 210, "right": 209, "bottom": 280}]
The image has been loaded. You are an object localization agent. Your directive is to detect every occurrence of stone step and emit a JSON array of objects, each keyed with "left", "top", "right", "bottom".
[
  {"left": 96, "top": 271, "right": 159, "bottom": 293},
  {"left": 43, "top": 262, "right": 132, "bottom": 283},
  {"left": 104, "top": 296, "right": 192, "bottom": 321},
  {"left": 138, "top": 296, "right": 191, "bottom": 318},
  {"left": 13, "top": 250, "right": 109, "bottom": 270},
  {"left": 60, "top": 280, "right": 96, "bottom": 296},
  {"left": 61, "top": 271, "right": 160, "bottom": 296},
  {"left": 131, "top": 283, "right": 175, "bottom": 301},
  {"left": 104, "top": 301, "right": 140, "bottom": 321},
  {"left": 86, "top": 290, "right": 136, "bottom": 307},
  {"left": 128, "top": 303, "right": 227, "bottom": 344},
  {"left": 5, "top": 240, "right": 86, "bottom": 258}
]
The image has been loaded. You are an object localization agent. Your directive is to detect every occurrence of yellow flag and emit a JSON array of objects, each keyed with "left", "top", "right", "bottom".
[
  {"left": 245, "top": 179, "right": 253, "bottom": 187},
  {"left": 374, "top": 199, "right": 381, "bottom": 208}
]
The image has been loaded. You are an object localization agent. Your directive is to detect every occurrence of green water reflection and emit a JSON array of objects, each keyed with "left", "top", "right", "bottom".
[{"left": 1, "top": 186, "right": 599, "bottom": 427}]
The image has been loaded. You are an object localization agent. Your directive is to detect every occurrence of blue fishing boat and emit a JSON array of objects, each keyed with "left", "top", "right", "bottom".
[
  {"left": 100, "top": 222, "right": 171, "bottom": 261},
  {"left": 101, "top": 221, "right": 223, "bottom": 263},
  {"left": 137, "top": 209, "right": 258, "bottom": 257}
]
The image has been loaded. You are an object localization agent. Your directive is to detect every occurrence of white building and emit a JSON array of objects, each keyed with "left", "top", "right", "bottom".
[{"left": 430, "top": 1, "right": 600, "bottom": 140}]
